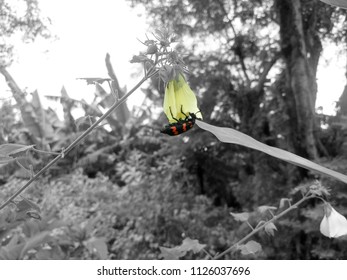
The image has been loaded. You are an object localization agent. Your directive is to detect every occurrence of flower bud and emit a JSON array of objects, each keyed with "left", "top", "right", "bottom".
[{"left": 146, "top": 44, "right": 158, "bottom": 55}]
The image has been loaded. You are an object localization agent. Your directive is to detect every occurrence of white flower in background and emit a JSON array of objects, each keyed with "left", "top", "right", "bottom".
[{"left": 320, "top": 203, "right": 347, "bottom": 238}]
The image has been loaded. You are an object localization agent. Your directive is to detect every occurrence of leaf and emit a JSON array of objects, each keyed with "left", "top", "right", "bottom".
[
  {"left": 0, "top": 144, "right": 34, "bottom": 157},
  {"left": 13, "top": 197, "right": 41, "bottom": 221},
  {"left": 230, "top": 212, "right": 250, "bottom": 222},
  {"left": 319, "top": 0, "right": 347, "bottom": 9},
  {"left": 130, "top": 54, "right": 152, "bottom": 63},
  {"left": 258, "top": 205, "right": 277, "bottom": 214},
  {"left": 7, "top": 234, "right": 20, "bottom": 248},
  {"left": 0, "top": 155, "right": 14, "bottom": 164},
  {"left": 180, "top": 237, "right": 206, "bottom": 254},
  {"left": 31, "top": 90, "right": 55, "bottom": 140},
  {"left": 0, "top": 234, "right": 24, "bottom": 260},
  {"left": 45, "top": 107, "right": 65, "bottom": 129},
  {"left": 26, "top": 211, "right": 41, "bottom": 220},
  {"left": 8, "top": 146, "right": 35, "bottom": 158},
  {"left": 159, "top": 237, "right": 206, "bottom": 260},
  {"left": 75, "top": 116, "right": 92, "bottom": 130},
  {"left": 159, "top": 247, "right": 183, "bottom": 260},
  {"left": 44, "top": 95, "right": 61, "bottom": 102},
  {"left": 279, "top": 198, "right": 291, "bottom": 208},
  {"left": 239, "top": 240, "right": 262, "bottom": 255},
  {"left": 196, "top": 120, "right": 347, "bottom": 184},
  {"left": 20, "top": 231, "right": 52, "bottom": 258},
  {"left": 309, "top": 183, "right": 330, "bottom": 197},
  {"left": 15, "top": 197, "right": 40, "bottom": 212},
  {"left": 77, "top": 77, "right": 111, "bottom": 85},
  {"left": 264, "top": 222, "right": 277, "bottom": 236},
  {"left": 0, "top": 243, "right": 25, "bottom": 260},
  {"left": 84, "top": 237, "right": 108, "bottom": 259},
  {"left": 302, "top": 207, "right": 322, "bottom": 221}
]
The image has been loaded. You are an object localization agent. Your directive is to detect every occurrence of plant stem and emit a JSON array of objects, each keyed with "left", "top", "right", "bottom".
[
  {"left": 0, "top": 72, "right": 157, "bottom": 211},
  {"left": 213, "top": 194, "right": 315, "bottom": 260},
  {"left": 32, "top": 147, "right": 60, "bottom": 156}
]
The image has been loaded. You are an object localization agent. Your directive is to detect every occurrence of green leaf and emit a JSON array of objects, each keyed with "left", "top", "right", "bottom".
[
  {"left": 31, "top": 91, "right": 55, "bottom": 140},
  {"left": 0, "top": 155, "right": 14, "bottom": 164},
  {"left": 279, "top": 198, "right": 291, "bottom": 209},
  {"left": 13, "top": 197, "right": 41, "bottom": 221},
  {"left": 84, "top": 237, "right": 108, "bottom": 259},
  {"left": 15, "top": 197, "right": 40, "bottom": 212},
  {"left": 230, "top": 212, "right": 250, "bottom": 222},
  {"left": 77, "top": 77, "right": 111, "bottom": 85},
  {"left": 0, "top": 233, "right": 24, "bottom": 259},
  {"left": 239, "top": 240, "right": 262, "bottom": 255},
  {"left": 319, "top": 0, "right": 347, "bottom": 9},
  {"left": 196, "top": 120, "right": 347, "bottom": 184},
  {"left": 0, "top": 243, "right": 25, "bottom": 260},
  {"left": 309, "top": 183, "right": 330, "bottom": 197},
  {"left": 75, "top": 116, "right": 92, "bottom": 130},
  {"left": 20, "top": 231, "right": 52, "bottom": 258},
  {"left": 258, "top": 205, "right": 277, "bottom": 214},
  {"left": 26, "top": 211, "right": 41, "bottom": 220},
  {"left": 180, "top": 237, "right": 206, "bottom": 254},
  {"left": 159, "top": 237, "right": 206, "bottom": 260},
  {"left": 264, "top": 222, "right": 277, "bottom": 236},
  {"left": 302, "top": 206, "right": 323, "bottom": 221},
  {"left": 159, "top": 247, "right": 183, "bottom": 260},
  {"left": 0, "top": 144, "right": 34, "bottom": 157},
  {"left": 130, "top": 54, "right": 152, "bottom": 63}
]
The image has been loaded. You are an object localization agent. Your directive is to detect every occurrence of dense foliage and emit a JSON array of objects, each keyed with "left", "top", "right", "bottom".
[{"left": 2, "top": 0, "right": 347, "bottom": 259}]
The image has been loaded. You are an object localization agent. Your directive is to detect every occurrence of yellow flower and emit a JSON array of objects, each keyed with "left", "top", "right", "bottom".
[
  {"left": 163, "top": 74, "right": 202, "bottom": 123},
  {"left": 320, "top": 203, "right": 347, "bottom": 238}
]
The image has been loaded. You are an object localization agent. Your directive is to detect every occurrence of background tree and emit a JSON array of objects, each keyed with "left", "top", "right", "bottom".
[
  {"left": 0, "top": 0, "right": 51, "bottom": 67},
  {"left": 0, "top": 0, "right": 53, "bottom": 147},
  {"left": 2, "top": 0, "right": 347, "bottom": 260},
  {"left": 127, "top": 0, "right": 347, "bottom": 205}
]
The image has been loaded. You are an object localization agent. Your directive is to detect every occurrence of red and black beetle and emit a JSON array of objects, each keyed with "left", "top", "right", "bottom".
[{"left": 160, "top": 107, "right": 201, "bottom": 136}]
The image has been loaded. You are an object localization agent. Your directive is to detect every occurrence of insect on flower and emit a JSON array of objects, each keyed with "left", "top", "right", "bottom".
[
  {"left": 160, "top": 106, "right": 201, "bottom": 136},
  {"left": 163, "top": 73, "right": 202, "bottom": 123},
  {"left": 161, "top": 72, "right": 202, "bottom": 136}
]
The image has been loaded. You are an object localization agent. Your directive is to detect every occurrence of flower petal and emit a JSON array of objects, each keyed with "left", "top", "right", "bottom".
[
  {"left": 320, "top": 204, "right": 347, "bottom": 238},
  {"left": 328, "top": 208, "right": 347, "bottom": 238},
  {"left": 163, "top": 81, "right": 178, "bottom": 123},
  {"left": 320, "top": 215, "right": 331, "bottom": 237},
  {"left": 163, "top": 74, "right": 202, "bottom": 123},
  {"left": 175, "top": 75, "right": 202, "bottom": 119},
  {"left": 176, "top": 89, "right": 202, "bottom": 119}
]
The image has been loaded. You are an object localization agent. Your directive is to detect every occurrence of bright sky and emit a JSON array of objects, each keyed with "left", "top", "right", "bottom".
[
  {"left": 1, "top": 0, "right": 149, "bottom": 113},
  {"left": 0, "top": 0, "right": 346, "bottom": 116},
  {"left": 317, "top": 42, "right": 346, "bottom": 114}
]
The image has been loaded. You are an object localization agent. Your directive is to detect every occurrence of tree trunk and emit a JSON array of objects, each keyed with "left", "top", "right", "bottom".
[{"left": 275, "top": 0, "right": 320, "bottom": 160}]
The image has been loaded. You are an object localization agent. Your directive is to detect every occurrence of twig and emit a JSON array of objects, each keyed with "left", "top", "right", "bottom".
[
  {"left": 213, "top": 194, "right": 315, "bottom": 260},
  {"left": 15, "top": 159, "right": 31, "bottom": 176},
  {"left": 32, "top": 147, "right": 60, "bottom": 156}
]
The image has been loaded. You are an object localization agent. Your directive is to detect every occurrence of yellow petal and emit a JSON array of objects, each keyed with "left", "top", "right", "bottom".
[
  {"left": 163, "top": 81, "right": 178, "bottom": 123},
  {"left": 163, "top": 74, "right": 202, "bottom": 123},
  {"left": 174, "top": 75, "right": 202, "bottom": 119}
]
